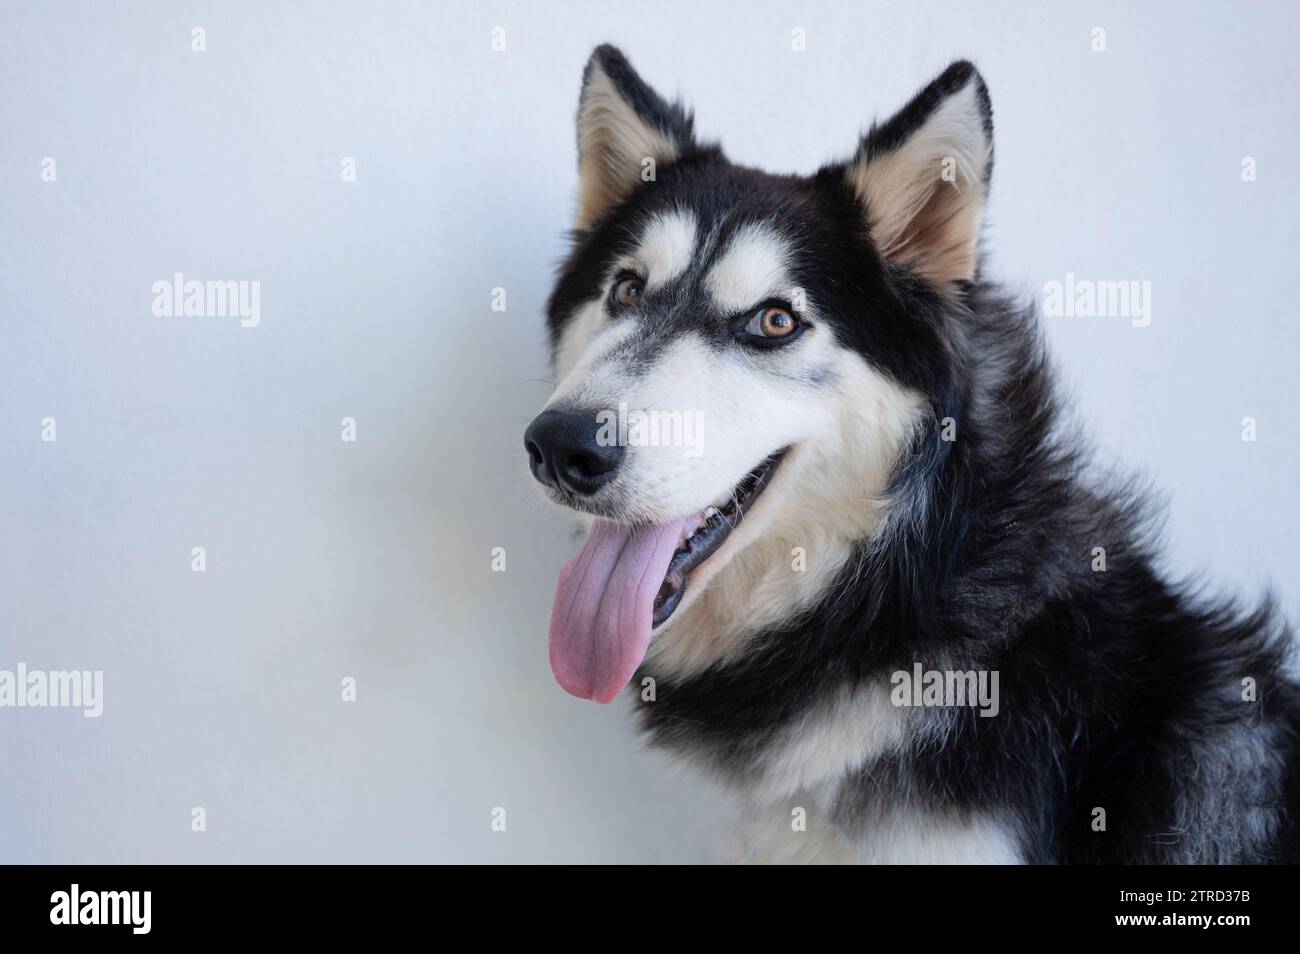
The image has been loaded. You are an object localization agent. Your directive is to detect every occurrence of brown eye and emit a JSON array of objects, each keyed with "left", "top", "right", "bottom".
[
  {"left": 744, "top": 306, "right": 800, "bottom": 340},
  {"left": 612, "top": 276, "right": 644, "bottom": 308}
]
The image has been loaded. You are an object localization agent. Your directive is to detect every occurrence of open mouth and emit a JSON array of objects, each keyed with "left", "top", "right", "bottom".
[
  {"left": 548, "top": 448, "right": 787, "bottom": 704},
  {"left": 651, "top": 450, "right": 785, "bottom": 627}
]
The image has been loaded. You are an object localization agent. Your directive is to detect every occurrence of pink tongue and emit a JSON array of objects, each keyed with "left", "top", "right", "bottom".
[{"left": 549, "top": 516, "right": 690, "bottom": 704}]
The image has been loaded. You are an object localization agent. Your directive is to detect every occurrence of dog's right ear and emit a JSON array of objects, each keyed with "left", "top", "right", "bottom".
[{"left": 575, "top": 45, "right": 695, "bottom": 229}]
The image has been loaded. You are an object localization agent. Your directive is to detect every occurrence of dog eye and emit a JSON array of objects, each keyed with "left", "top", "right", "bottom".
[
  {"left": 611, "top": 276, "right": 644, "bottom": 308},
  {"left": 743, "top": 306, "right": 800, "bottom": 340}
]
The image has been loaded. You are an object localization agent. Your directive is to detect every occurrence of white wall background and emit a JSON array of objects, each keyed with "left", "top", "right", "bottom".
[{"left": 2, "top": 0, "right": 1297, "bottom": 863}]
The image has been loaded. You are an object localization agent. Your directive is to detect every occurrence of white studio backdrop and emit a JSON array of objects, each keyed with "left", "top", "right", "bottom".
[{"left": 1, "top": 0, "right": 1297, "bottom": 862}]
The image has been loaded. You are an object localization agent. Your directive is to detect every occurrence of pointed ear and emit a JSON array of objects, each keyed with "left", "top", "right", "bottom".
[
  {"left": 575, "top": 45, "right": 695, "bottom": 228},
  {"left": 848, "top": 61, "right": 993, "bottom": 284}
]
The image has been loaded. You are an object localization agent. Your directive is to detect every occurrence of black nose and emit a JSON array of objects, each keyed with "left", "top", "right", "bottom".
[{"left": 524, "top": 407, "right": 623, "bottom": 497}]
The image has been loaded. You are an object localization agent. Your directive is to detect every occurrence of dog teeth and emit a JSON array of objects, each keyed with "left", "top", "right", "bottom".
[{"left": 704, "top": 506, "right": 722, "bottom": 526}]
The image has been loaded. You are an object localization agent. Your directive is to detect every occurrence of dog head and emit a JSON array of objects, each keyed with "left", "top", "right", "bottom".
[{"left": 526, "top": 46, "right": 992, "bottom": 702}]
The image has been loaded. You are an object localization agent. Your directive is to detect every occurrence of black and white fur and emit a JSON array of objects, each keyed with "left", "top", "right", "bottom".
[{"left": 532, "top": 45, "right": 1300, "bottom": 863}]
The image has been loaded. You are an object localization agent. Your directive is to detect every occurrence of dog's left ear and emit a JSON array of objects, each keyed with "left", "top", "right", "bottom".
[
  {"left": 574, "top": 45, "right": 696, "bottom": 229},
  {"left": 847, "top": 61, "right": 993, "bottom": 284}
]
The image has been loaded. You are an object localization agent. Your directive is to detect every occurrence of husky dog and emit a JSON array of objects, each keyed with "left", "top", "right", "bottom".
[{"left": 523, "top": 46, "right": 1300, "bottom": 863}]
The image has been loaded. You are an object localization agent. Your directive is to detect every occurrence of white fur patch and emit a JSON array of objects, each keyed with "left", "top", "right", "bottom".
[
  {"left": 731, "top": 801, "right": 1021, "bottom": 864},
  {"left": 632, "top": 210, "right": 697, "bottom": 291},
  {"left": 855, "top": 810, "right": 1021, "bottom": 864},
  {"left": 705, "top": 223, "right": 792, "bottom": 313},
  {"left": 643, "top": 345, "right": 925, "bottom": 677},
  {"left": 757, "top": 684, "right": 917, "bottom": 802}
]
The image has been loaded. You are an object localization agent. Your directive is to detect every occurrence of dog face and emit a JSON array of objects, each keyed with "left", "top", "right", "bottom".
[{"left": 526, "top": 46, "right": 993, "bottom": 702}]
